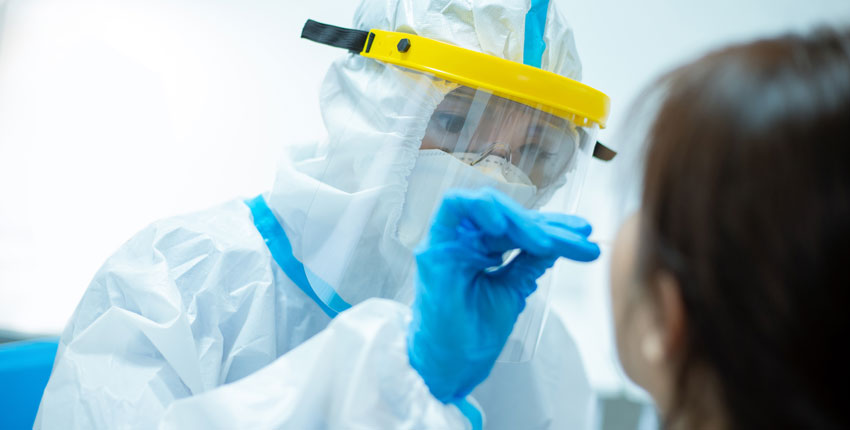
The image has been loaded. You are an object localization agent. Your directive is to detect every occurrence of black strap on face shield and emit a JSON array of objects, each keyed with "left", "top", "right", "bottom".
[
  {"left": 593, "top": 142, "right": 617, "bottom": 161},
  {"left": 301, "top": 19, "right": 374, "bottom": 53}
]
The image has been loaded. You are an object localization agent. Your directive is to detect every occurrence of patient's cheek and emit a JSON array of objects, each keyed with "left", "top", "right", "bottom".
[{"left": 609, "top": 214, "right": 643, "bottom": 379}]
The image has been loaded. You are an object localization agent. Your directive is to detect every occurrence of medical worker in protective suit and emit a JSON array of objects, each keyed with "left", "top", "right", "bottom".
[{"left": 36, "top": 0, "right": 612, "bottom": 428}]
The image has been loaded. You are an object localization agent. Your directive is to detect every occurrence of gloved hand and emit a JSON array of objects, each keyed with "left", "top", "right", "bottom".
[{"left": 407, "top": 188, "right": 600, "bottom": 404}]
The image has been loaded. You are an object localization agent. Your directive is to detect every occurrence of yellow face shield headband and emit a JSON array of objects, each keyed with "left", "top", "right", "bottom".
[{"left": 301, "top": 19, "right": 615, "bottom": 161}]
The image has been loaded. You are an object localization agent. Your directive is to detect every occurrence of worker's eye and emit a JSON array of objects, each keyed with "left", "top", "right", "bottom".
[{"left": 434, "top": 113, "right": 466, "bottom": 134}]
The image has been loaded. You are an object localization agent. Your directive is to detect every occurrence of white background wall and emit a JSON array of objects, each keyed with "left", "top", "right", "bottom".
[{"left": 1, "top": 0, "right": 848, "bottom": 397}]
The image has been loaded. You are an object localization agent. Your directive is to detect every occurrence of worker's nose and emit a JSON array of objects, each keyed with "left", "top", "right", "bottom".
[
  {"left": 468, "top": 142, "right": 512, "bottom": 166},
  {"left": 469, "top": 113, "right": 531, "bottom": 162}
]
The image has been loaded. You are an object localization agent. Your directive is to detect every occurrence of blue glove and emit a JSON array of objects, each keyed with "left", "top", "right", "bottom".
[{"left": 407, "top": 188, "right": 600, "bottom": 403}]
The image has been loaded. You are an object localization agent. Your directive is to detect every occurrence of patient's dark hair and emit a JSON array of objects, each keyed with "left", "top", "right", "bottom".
[{"left": 639, "top": 27, "right": 850, "bottom": 429}]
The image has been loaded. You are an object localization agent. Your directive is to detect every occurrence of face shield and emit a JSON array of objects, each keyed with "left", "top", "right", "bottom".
[{"left": 283, "top": 20, "right": 611, "bottom": 362}]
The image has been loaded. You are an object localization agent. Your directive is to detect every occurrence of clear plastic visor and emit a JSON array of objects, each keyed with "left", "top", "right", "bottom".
[
  {"left": 422, "top": 86, "right": 582, "bottom": 191},
  {"left": 416, "top": 86, "right": 598, "bottom": 362}
]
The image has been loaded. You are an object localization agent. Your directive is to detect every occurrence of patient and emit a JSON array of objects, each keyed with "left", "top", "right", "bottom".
[{"left": 610, "top": 27, "right": 850, "bottom": 429}]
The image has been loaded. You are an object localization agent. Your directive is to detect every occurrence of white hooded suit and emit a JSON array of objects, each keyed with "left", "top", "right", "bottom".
[{"left": 36, "top": 1, "right": 595, "bottom": 428}]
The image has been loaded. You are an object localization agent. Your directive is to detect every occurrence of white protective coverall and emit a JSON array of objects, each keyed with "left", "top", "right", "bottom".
[{"left": 35, "top": 0, "right": 595, "bottom": 428}]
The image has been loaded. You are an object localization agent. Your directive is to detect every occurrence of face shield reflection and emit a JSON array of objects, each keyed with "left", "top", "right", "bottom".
[{"left": 421, "top": 86, "right": 580, "bottom": 190}]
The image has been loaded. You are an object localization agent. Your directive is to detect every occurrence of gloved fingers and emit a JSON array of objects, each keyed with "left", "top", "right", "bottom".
[
  {"left": 535, "top": 212, "right": 593, "bottom": 237},
  {"left": 477, "top": 235, "right": 523, "bottom": 255},
  {"left": 460, "top": 219, "right": 601, "bottom": 263},
  {"left": 429, "top": 189, "right": 597, "bottom": 260},
  {"left": 492, "top": 251, "right": 561, "bottom": 297},
  {"left": 416, "top": 241, "right": 504, "bottom": 269},
  {"left": 494, "top": 211, "right": 599, "bottom": 260},
  {"left": 538, "top": 222, "right": 601, "bottom": 262},
  {"left": 483, "top": 188, "right": 557, "bottom": 254},
  {"left": 431, "top": 189, "right": 554, "bottom": 255},
  {"left": 430, "top": 189, "right": 509, "bottom": 242}
]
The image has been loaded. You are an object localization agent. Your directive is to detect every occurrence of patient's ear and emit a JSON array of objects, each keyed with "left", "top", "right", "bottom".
[{"left": 655, "top": 271, "right": 686, "bottom": 359}]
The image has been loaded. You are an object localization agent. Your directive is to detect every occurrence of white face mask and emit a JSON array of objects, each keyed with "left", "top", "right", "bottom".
[
  {"left": 452, "top": 152, "right": 535, "bottom": 186},
  {"left": 396, "top": 149, "right": 538, "bottom": 249}
]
